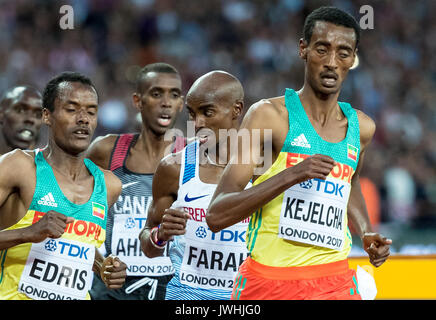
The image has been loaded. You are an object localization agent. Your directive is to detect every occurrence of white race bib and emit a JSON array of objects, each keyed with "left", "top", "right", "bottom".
[
  {"left": 180, "top": 219, "right": 249, "bottom": 291},
  {"left": 18, "top": 238, "right": 95, "bottom": 300},
  {"left": 278, "top": 177, "right": 350, "bottom": 251},
  {"left": 111, "top": 211, "right": 174, "bottom": 277}
]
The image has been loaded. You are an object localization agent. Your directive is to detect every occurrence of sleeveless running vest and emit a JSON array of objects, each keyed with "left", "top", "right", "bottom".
[
  {"left": 91, "top": 134, "right": 185, "bottom": 300},
  {"left": 0, "top": 150, "right": 108, "bottom": 300},
  {"left": 246, "top": 88, "right": 360, "bottom": 267},
  {"left": 166, "top": 141, "right": 250, "bottom": 300},
  {"left": 105, "top": 134, "right": 174, "bottom": 278}
]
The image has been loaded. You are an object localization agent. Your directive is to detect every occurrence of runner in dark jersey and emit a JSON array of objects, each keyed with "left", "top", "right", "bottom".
[{"left": 88, "top": 63, "right": 185, "bottom": 300}]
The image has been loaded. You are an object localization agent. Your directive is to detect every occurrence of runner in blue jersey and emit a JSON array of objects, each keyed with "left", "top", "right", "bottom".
[
  {"left": 88, "top": 63, "right": 185, "bottom": 300},
  {"left": 140, "top": 70, "right": 250, "bottom": 300}
]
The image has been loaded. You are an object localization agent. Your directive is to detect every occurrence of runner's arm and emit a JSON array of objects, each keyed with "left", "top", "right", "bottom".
[
  {"left": 103, "top": 169, "right": 122, "bottom": 208},
  {"left": 347, "top": 111, "right": 378, "bottom": 236},
  {"left": 139, "top": 153, "right": 189, "bottom": 258},
  {"left": 0, "top": 151, "right": 34, "bottom": 249},
  {"left": 94, "top": 170, "right": 126, "bottom": 288},
  {"left": 207, "top": 101, "right": 335, "bottom": 232},
  {"left": 347, "top": 111, "right": 391, "bottom": 267},
  {"left": 0, "top": 151, "right": 74, "bottom": 249},
  {"left": 347, "top": 149, "right": 373, "bottom": 237},
  {"left": 0, "top": 229, "right": 31, "bottom": 250}
]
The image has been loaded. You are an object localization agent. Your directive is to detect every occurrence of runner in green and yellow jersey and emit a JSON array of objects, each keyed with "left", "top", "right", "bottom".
[
  {"left": 208, "top": 6, "right": 391, "bottom": 300},
  {"left": 0, "top": 72, "right": 126, "bottom": 300}
]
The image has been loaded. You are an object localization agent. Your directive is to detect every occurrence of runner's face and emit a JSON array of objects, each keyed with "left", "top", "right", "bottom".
[
  {"left": 134, "top": 72, "right": 183, "bottom": 136},
  {"left": 301, "top": 21, "right": 356, "bottom": 95},
  {"left": 45, "top": 82, "right": 98, "bottom": 155},
  {"left": 1, "top": 91, "right": 42, "bottom": 149},
  {"left": 186, "top": 92, "right": 236, "bottom": 145}
]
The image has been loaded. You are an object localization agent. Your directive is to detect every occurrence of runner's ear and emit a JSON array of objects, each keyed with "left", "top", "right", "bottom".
[
  {"left": 299, "top": 38, "right": 308, "bottom": 61},
  {"left": 132, "top": 93, "right": 141, "bottom": 112},
  {"left": 232, "top": 101, "right": 243, "bottom": 120},
  {"left": 42, "top": 108, "right": 51, "bottom": 126}
]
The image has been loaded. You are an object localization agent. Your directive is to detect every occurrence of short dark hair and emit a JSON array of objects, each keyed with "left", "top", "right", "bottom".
[
  {"left": 303, "top": 6, "right": 361, "bottom": 48},
  {"left": 42, "top": 71, "right": 97, "bottom": 112},
  {"left": 136, "top": 62, "right": 180, "bottom": 93}
]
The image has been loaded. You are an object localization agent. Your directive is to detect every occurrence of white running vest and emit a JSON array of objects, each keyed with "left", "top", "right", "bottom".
[{"left": 166, "top": 141, "right": 250, "bottom": 300}]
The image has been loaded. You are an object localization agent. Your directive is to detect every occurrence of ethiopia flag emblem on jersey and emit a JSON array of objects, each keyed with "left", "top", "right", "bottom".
[
  {"left": 92, "top": 202, "right": 106, "bottom": 220},
  {"left": 347, "top": 144, "right": 358, "bottom": 162}
]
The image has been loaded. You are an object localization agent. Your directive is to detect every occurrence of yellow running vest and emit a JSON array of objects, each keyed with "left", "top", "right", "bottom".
[
  {"left": 246, "top": 89, "right": 360, "bottom": 267},
  {"left": 0, "top": 150, "right": 107, "bottom": 300}
]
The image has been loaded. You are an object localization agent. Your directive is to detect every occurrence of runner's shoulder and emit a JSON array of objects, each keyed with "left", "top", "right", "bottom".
[
  {"left": 87, "top": 134, "right": 121, "bottom": 168},
  {"left": 161, "top": 136, "right": 198, "bottom": 168},
  {"left": 0, "top": 149, "right": 36, "bottom": 184},
  {"left": 100, "top": 168, "right": 122, "bottom": 188},
  {"left": 156, "top": 147, "right": 183, "bottom": 180},
  {"left": 355, "top": 109, "right": 376, "bottom": 148},
  {"left": 243, "top": 95, "right": 286, "bottom": 128},
  {"left": 0, "top": 148, "right": 36, "bottom": 168},
  {"left": 88, "top": 134, "right": 119, "bottom": 156},
  {"left": 100, "top": 167, "right": 122, "bottom": 206}
]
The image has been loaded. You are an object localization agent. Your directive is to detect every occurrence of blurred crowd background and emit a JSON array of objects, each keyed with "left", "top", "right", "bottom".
[{"left": 1, "top": 0, "right": 435, "bottom": 254}]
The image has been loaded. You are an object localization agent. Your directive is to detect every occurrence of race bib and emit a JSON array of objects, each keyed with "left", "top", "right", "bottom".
[
  {"left": 111, "top": 197, "right": 174, "bottom": 277},
  {"left": 18, "top": 238, "right": 95, "bottom": 300},
  {"left": 180, "top": 219, "right": 249, "bottom": 291},
  {"left": 278, "top": 177, "right": 350, "bottom": 251}
]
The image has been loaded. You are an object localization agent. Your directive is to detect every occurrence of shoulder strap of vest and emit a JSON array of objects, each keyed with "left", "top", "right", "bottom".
[
  {"left": 109, "top": 133, "right": 136, "bottom": 171},
  {"left": 339, "top": 101, "right": 361, "bottom": 164},
  {"left": 84, "top": 157, "right": 107, "bottom": 198},
  {"left": 181, "top": 141, "right": 198, "bottom": 185}
]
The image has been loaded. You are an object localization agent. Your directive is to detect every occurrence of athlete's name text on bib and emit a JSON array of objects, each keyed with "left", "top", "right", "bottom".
[{"left": 282, "top": 198, "right": 343, "bottom": 229}]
